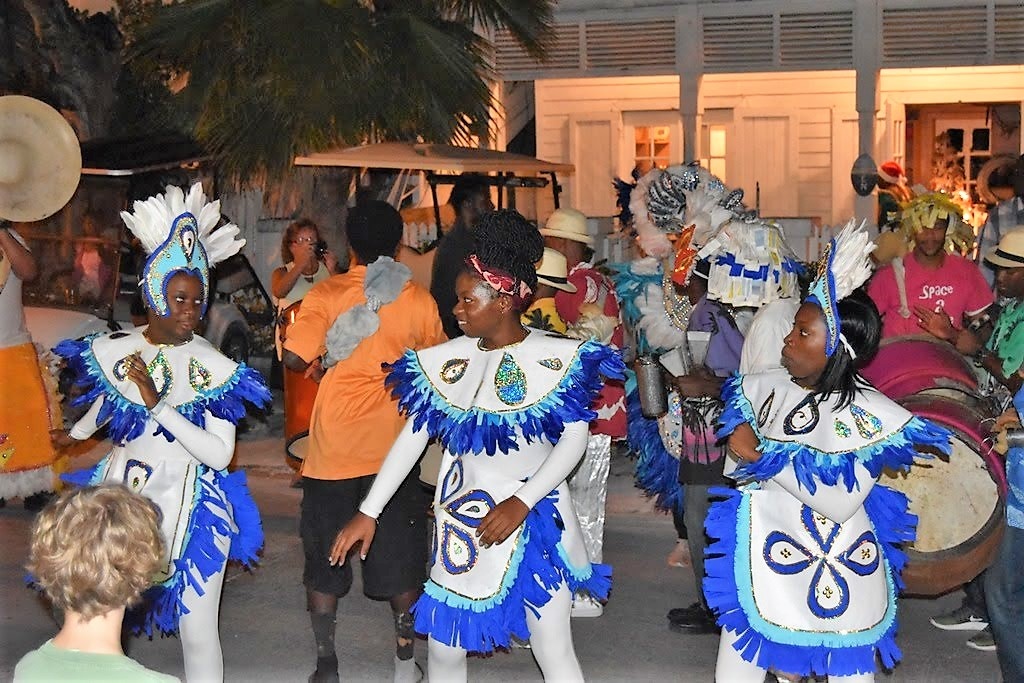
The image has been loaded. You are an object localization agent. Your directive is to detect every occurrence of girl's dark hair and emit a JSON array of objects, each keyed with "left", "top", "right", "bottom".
[
  {"left": 465, "top": 209, "right": 544, "bottom": 311},
  {"left": 814, "top": 289, "right": 882, "bottom": 409},
  {"left": 280, "top": 218, "right": 321, "bottom": 263}
]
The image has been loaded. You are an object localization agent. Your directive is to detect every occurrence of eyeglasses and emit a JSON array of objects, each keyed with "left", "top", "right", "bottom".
[{"left": 291, "top": 237, "right": 316, "bottom": 244}]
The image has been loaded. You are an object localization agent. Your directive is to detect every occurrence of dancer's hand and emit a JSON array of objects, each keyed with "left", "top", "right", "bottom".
[
  {"left": 50, "top": 429, "right": 76, "bottom": 450},
  {"left": 329, "top": 512, "right": 377, "bottom": 565},
  {"left": 477, "top": 496, "right": 529, "bottom": 547},
  {"left": 728, "top": 423, "right": 761, "bottom": 463},
  {"left": 126, "top": 353, "right": 159, "bottom": 409}
]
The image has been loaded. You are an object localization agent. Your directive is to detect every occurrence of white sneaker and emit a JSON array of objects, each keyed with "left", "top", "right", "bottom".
[{"left": 571, "top": 595, "right": 604, "bottom": 618}]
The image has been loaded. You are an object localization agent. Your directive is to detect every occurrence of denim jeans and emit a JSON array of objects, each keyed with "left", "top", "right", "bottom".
[{"left": 985, "top": 525, "right": 1024, "bottom": 683}]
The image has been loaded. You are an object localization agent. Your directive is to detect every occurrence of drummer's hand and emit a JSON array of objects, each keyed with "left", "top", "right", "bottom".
[
  {"left": 477, "top": 496, "right": 529, "bottom": 547},
  {"left": 914, "top": 305, "right": 956, "bottom": 342},
  {"left": 50, "top": 429, "right": 76, "bottom": 450},
  {"left": 304, "top": 357, "right": 326, "bottom": 383},
  {"left": 994, "top": 407, "right": 1022, "bottom": 433},
  {"left": 329, "top": 512, "right": 377, "bottom": 565},
  {"left": 728, "top": 423, "right": 762, "bottom": 463},
  {"left": 126, "top": 353, "right": 160, "bottom": 409}
]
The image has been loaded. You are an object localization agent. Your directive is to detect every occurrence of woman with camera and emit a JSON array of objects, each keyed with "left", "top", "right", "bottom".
[{"left": 272, "top": 218, "right": 340, "bottom": 360}]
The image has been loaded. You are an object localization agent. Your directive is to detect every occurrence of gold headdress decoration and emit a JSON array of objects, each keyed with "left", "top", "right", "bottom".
[{"left": 899, "top": 191, "right": 975, "bottom": 255}]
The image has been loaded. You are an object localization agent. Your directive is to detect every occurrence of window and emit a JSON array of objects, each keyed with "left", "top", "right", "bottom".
[
  {"left": 707, "top": 125, "right": 728, "bottom": 182},
  {"left": 634, "top": 126, "right": 671, "bottom": 174}
]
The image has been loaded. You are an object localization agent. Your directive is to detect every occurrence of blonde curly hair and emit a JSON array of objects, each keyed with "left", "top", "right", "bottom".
[{"left": 28, "top": 484, "right": 164, "bottom": 620}]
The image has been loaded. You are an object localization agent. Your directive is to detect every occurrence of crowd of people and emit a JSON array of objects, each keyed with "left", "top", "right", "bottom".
[{"left": 4, "top": 156, "right": 1024, "bottom": 683}]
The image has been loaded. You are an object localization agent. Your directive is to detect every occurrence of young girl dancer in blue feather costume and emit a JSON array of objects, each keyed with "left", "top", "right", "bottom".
[
  {"left": 331, "top": 210, "right": 624, "bottom": 682},
  {"left": 51, "top": 184, "right": 271, "bottom": 682},
  {"left": 708, "top": 222, "right": 951, "bottom": 681}
]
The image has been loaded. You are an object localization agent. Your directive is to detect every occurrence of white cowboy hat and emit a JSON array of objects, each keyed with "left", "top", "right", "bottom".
[
  {"left": 0, "top": 96, "right": 82, "bottom": 222},
  {"left": 540, "top": 207, "right": 593, "bottom": 245},
  {"left": 536, "top": 247, "right": 577, "bottom": 293},
  {"left": 985, "top": 226, "right": 1024, "bottom": 269}
]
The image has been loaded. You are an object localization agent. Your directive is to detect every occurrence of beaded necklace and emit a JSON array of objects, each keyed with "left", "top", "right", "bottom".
[{"left": 661, "top": 268, "right": 693, "bottom": 332}]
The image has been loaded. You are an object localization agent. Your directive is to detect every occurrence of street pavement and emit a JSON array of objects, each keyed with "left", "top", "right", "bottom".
[{"left": 0, "top": 407, "right": 1004, "bottom": 682}]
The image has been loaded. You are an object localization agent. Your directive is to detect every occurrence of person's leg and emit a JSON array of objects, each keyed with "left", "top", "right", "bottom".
[
  {"left": 830, "top": 674, "right": 875, "bottom": 682},
  {"left": 985, "top": 525, "right": 1024, "bottom": 681},
  {"left": 684, "top": 483, "right": 713, "bottom": 606},
  {"left": 427, "top": 637, "right": 468, "bottom": 683},
  {"left": 178, "top": 531, "right": 230, "bottom": 682},
  {"left": 526, "top": 584, "right": 584, "bottom": 682},
  {"left": 567, "top": 433, "right": 612, "bottom": 562},
  {"left": 715, "top": 629, "right": 766, "bottom": 682},
  {"left": 389, "top": 590, "right": 419, "bottom": 683},
  {"left": 307, "top": 589, "right": 340, "bottom": 682},
  {"left": 363, "top": 473, "right": 428, "bottom": 682},
  {"left": 965, "top": 572, "right": 990, "bottom": 620},
  {"left": 301, "top": 478, "right": 357, "bottom": 682}
]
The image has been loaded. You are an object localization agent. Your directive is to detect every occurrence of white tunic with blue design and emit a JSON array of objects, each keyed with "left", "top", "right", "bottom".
[
  {"left": 55, "top": 329, "right": 271, "bottom": 636},
  {"left": 708, "top": 370, "right": 951, "bottom": 677},
  {"left": 360, "top": 329, "right": 624, "bottom": 653}
]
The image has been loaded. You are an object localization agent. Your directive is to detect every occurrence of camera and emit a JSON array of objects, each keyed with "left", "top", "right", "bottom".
[{"left": 314, "top": 240, "right": 328, "bottom": 258}]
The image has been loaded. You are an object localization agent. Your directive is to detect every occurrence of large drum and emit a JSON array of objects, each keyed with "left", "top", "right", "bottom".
[
  {"left": 861, "top": 335, "right": 978, "bottom": 400},
  {"left": 880, "top": 394, "right": 1005, "bottom": 596},
  {"left": 279, "top": 301, "right": 319, "bottom": 461}
]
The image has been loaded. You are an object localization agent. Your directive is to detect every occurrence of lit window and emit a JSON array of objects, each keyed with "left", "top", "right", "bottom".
[
  {"left": 634, "top": 126, "right": 671, "bottom": 174},
  {"left": 708, "top": 126, "right": 727, "bottom": 181}
]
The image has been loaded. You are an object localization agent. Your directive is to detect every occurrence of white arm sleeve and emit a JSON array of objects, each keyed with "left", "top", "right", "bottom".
[
  {"left": 359, "top": 420, "right": 431, "bottom": 519},
  {"left": 513, "top": 421, "right": 590, "bottom": 509},
  {"left": 68, "top": 398, "right": 109, "bottom": 440},
  {"left": 770, "top": 460, "right": 876, "bottom": 524},
  {"left": 149, "top": 401, "right": 236, "bottom": 470}
]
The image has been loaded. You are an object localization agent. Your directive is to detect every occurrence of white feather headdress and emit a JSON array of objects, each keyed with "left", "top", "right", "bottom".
[
  {"left": 121, "top": 182, "right": 244, "bottom": 316},
  {"left": 806, "top": 219, "right": 875, "bottom": 357}
]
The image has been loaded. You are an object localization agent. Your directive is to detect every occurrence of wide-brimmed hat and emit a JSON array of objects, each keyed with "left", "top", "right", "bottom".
[
  {"left": 0, "top": 96, "right": 81, "bottom": 222},
  {"left": 985, "top": 226, "right": 1024, "bottom": 269},
  {"left": 540, "top": 207, "right": 593, "bottom": 245},
  {"left": 536, "top": 247, "right": 577, "bottom": 293}
]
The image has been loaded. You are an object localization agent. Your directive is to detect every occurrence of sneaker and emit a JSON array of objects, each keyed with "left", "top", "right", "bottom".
[
  {"left": 966, "top": 627, "right": 997, "bottom": 652},
  {"left": 668, "top": 604, "right": 720, "bottom": 635},
  {"left": 929, "top": 604, "right": 988, "bottom": 631},
  {"left": 666, "top": 602, "right": 704, "bottom": 622}
]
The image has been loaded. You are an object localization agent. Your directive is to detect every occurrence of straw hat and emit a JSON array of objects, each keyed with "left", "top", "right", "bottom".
[
  {"left": 541, "top": 207, "right": 593, "bottom": 245},
  {"left": 985, "top": 226, "right": 1024, "bottom": 269},
  {"left": 536, "top": 247, "right": 577, "bottom": 293},
  {"left": 0, "top": 96, "right": 82, "bottom": 222}
]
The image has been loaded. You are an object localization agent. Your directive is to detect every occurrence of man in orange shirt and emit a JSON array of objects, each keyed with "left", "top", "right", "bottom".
[{"left": 284, "top": 201, "right": 445, "bottom": 683}]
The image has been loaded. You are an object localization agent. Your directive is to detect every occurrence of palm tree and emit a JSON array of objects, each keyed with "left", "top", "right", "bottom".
[{"left": 127, "top": 0, "right": 553, "bottom": 182}]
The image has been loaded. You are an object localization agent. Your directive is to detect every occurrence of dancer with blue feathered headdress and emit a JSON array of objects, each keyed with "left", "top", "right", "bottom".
[
  {"left": 50, "top": 183, "right": 271, "bottom": 682},
  {"left": 708, "top": 221, "right": 952, "bottom": 681}
]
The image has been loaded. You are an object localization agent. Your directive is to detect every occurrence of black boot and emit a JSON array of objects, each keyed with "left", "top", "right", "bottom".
[{"left": 667, "top": 601, "right": 720, "bottom": 634}]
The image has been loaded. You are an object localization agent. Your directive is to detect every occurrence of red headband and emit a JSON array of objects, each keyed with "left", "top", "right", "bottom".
[{"left": 466, "top": 254, "right": 532, "bottom": 302}]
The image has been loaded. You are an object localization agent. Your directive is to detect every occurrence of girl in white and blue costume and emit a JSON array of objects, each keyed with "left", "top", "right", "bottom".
[
  {"left": 331, "top": 210, "right": 624, "bottom": 682},
  {"left": 707, "top": 222, "right": 951, "bottom": 681},
  {"left": 52, "top": 184, "right": 271, "bottom": 682}
]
